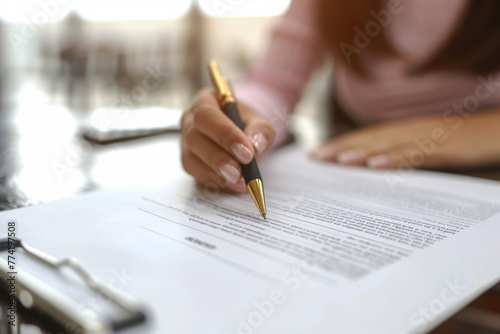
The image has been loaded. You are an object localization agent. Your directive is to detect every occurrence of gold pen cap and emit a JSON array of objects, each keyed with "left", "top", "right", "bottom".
[{"left": 208, "top": 60, "right": 236, "bottom": 107}]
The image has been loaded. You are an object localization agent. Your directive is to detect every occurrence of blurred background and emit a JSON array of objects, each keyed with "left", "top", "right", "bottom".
[
  {"left": 0, "top": 0, "right": 292, "bottom": 115},
  {"left": 0, "top": 0, "right": 333, "bottom": 210}
]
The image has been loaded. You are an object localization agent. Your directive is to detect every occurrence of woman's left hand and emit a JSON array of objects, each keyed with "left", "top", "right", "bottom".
[{"left": 311, "top": 110, "right": 500, "bottom": 170}]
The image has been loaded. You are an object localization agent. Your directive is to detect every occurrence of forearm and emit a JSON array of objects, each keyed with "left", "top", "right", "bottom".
[
  {"left": 312, "top": 107, "right": 500, "bottom": 170},
  {"left": 234, "top": 0, "right": 326, "bottom": 150}
]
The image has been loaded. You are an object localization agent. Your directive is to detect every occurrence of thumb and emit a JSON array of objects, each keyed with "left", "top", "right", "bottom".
[
  {"left": 239, "top": 102, "right": 276, "bottom": 158},
  {"left": 244, "top": 116, "right": 276, "bottom": 158}
]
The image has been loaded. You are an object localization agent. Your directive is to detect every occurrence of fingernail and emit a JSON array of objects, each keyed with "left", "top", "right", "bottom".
[
  {"left": 311, "top": 146, "right": 338, "bottom": 160},
  {"left": 219, "top": 163, "right": 240, "bottom": 184},
  {"left": 232, "top": 143, "right": 253, "bottom": 164},
  {"left": 337, "top": 149, "right": 364, "bottom": 164},
  {"left": 252, "top": 133, "right": 267, "bottom": 155},
  {"left": 226, "top": 178, "right": 247, "bottom": 193},
  {"left": 367, "top": 154, "right": 391, "bottom": 168}
]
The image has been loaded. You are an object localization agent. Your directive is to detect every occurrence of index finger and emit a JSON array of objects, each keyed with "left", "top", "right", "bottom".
[{"left": 191, "top": 90, "right": 255, "bottom": 165}]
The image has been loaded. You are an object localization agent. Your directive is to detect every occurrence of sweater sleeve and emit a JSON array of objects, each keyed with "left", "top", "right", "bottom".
[{"left": 234, "top": 0, "right": 326, "bottom": 149}]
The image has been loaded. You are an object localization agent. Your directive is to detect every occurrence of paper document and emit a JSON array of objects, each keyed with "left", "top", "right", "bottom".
[{"left": 2, "top": 145, "right": 500, "bottom": 334}]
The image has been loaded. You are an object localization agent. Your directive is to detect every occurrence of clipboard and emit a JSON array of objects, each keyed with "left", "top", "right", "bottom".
[{"left": 0, "top": 238, "right": 147, "bottom": 334}]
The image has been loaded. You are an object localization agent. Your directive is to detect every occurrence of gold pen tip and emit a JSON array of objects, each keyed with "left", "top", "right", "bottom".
[{"left": 247, "top": 179, "right": 267, "bottom": 220}]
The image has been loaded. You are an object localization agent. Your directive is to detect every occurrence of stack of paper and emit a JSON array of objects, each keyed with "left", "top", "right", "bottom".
[{"left": 2, "top": 145, "right": 500, "bottom": 333}]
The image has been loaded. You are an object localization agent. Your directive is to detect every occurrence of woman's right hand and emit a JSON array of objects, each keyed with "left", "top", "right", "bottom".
[{"left": 181, "top": 88, "right": 276, "bottom": 193}]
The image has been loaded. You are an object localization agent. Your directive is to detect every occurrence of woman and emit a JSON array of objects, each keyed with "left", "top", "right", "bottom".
[{"left": 181, "top": 0, "right": 500, "bottom": 193}]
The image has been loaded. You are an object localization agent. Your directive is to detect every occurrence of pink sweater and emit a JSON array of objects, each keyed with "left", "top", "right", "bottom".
[{"left": 234, "top": 0, "right": 500, "bottom": 148}]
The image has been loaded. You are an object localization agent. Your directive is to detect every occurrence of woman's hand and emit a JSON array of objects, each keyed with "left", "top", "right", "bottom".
[
  {"left": 181, "top": 89, "right": 276, "bottom": 192},
  {"left": 312, "top": 110, "right": 500, "bottom": 170}
]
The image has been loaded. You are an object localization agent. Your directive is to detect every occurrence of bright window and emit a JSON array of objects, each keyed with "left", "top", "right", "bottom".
[
  {"left": 76, "top": 0, "right": 193, "bottom": 21},
  {"left": 197, "top": 0, "right": 291, "bottom": 18},
  {"left": 0, "top": 0, "right": 72, "bottom": 23},
  {"left": 0, "top": 0, "right": 193, "bottom": 23}
]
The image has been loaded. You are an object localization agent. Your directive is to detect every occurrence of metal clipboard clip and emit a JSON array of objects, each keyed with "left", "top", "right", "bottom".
[{"left": 0, "top": 239, "right": 147, "bottom": 333}]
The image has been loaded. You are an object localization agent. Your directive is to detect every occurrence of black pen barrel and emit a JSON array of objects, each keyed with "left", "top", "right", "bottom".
[
  {"left": 222, "top": 102, "right": 262, "bottom": 185},
  {"left": 240, "top": 158, "right": 262, "bottom": 185},
  {"left": 222, "top": 102, "right": 245, "bottom": 130}
]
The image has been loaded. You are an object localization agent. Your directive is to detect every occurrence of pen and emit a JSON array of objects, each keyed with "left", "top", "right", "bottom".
[{"left": 208, "top": 61, "right": 267, "bottom": 220}]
